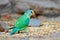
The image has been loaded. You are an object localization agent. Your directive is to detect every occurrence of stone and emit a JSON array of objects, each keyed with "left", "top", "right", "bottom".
[
  {"left": 0, "top": 24, "right": 5, "bottom": 32},
  {"left": 14, "top": 0, "right": 60, "bottom": 16},
  {"left": 0, "top": 21, "right": 10, "bottom": 32},
  {"left": 0, "top": 0, "right": 9, "bottom": 5},
  {"left": 29, "top": 19, "right": 42, "bottom": 27},
  {"left": 15, "top": 2, "right": 30, "bottom": 13},
  {"left": 0, "top": 0, "right": 11, "bottom": 13}
]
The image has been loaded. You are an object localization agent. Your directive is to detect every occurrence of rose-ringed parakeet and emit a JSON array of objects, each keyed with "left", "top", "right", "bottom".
[{"left": 10, "top": 9, "right": 35, "bottom": 35}]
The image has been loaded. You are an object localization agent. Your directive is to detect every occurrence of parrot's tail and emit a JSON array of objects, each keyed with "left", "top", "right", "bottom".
[
  {"left": 10, "top": 31, "right": 15, "bottom": 35},
  {"left": 9, "top": 27, "right": 16, "bottom": 29},
  {"left": 10, "top": 27, "right": 20, "bottom": 35}
]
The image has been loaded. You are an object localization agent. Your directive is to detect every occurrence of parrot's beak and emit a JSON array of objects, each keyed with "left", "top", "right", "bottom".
[{"left": 32, "top": 11, "right": 35, "bottom": 17}]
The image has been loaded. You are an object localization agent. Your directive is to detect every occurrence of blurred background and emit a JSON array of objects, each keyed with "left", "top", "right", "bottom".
[{"left": 0, "top": 0, "right": 60, "bottom": 40}]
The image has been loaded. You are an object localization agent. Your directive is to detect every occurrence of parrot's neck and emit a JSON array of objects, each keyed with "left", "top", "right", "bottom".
[{"left": 24, "top": 13, "right": 30, "bottom": 18}]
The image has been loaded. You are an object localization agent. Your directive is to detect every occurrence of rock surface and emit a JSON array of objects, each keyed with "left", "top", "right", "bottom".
[
  {"left": 0, "top": 21, "right": 11, "bottom": 32},
  {"left": 14, "top": 0, "right": 60, "bottom": 16},
  {"left": 0, "top": 0, "right": 9, "bottom": 5},
  {"left": 16, "top": 0, "right": 60, "bottom": 9},
  {"left": 0, "top": 0, "right": 11, "bottom": 13},
  {"left": 0, "top": 0, "right": 60, "bottom": 16},
  {"left": 29, "top": 19, "right": 42, "bottom": 27},
  {"left": 0, "top": 24, "right": 5, "bottom": 32},
  {"left": 0, "top": 21, "right": 60, "bottom": 40}
]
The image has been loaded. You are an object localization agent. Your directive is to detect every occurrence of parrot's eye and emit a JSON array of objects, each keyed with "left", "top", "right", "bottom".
[{"left": 31, "top": 11, "right": 33, "bottom": 13}]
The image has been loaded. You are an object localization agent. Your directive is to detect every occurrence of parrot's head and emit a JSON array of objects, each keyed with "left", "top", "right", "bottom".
[{"left": 25, "top": 9, "right": 35, "bottom": 17}]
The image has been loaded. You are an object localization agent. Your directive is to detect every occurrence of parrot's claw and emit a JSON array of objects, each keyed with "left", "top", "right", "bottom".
[{"left": 18, "top": 31, "right": 20, "bottom": 33}]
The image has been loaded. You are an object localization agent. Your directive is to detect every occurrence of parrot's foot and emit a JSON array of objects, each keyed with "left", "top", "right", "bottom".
[
  {"left": 18, "top": 31, "right": 24, "bottom": 33},
  {"left": 18, "top": 31, "right": 20, "bottom": 33},
  {"left": 17, "top": 29, "right": 29, "bottom": 34}
]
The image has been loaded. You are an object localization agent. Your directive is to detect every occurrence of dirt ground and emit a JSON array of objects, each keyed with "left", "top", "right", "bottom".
[{"left": 0, "top": 20, "right": 60, "bottom": 40}]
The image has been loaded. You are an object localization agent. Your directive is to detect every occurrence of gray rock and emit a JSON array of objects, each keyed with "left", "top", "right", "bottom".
[
  {"left": 0, "top": 0, "right": 11, "bottom": 13},
  {"left": 29, "top": 19, "right": 42, "bottom": 27},
  {"left": 0, "top": 21, "right": 10, "bottom": 32},
  {"left": 0, "top": 32, "right": 5, "bottom": 34},
  {"left": 15, "top": 1, "right": 30, "bottom": 13},
  {"left": 14, "top": 0, "right": 60, "bottom": 14},
  {"left": 0, "top": 0, "right": 9, "bottom": 5},
  {"left": 16, "top": 0, "right": 60, "bottom": 9}
]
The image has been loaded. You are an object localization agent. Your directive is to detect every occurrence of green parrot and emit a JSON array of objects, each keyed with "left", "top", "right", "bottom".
[{"left": 10, "top": 9, "right": 35, "bottom": 35}]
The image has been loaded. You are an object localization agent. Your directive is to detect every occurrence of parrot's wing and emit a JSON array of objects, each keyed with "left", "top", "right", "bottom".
[{"left": 14, "top": 15, "right": 30, "bottom": 30}]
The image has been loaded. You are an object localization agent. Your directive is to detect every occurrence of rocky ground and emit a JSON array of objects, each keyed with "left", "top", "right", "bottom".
[{"left": 0, "top": 20, "right": 60, "bottom": 40}]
